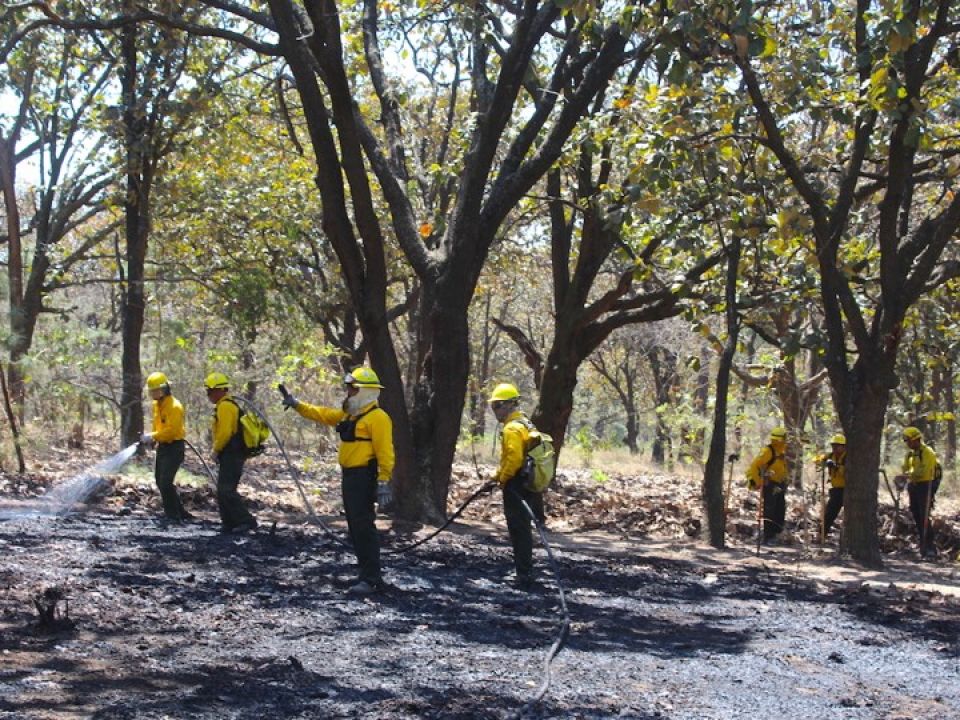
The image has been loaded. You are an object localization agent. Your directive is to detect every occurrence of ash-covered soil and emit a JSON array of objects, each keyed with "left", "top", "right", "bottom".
[{"left": 1, "top": 451, "right": 959, "bottom": 719}]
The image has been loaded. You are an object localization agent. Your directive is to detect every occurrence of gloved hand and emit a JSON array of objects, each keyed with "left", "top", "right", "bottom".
[
  {"left": 825, "top": 459, "right": 837, "bottom": 469},
  {"left": 894, "top": 474, "right": 908, "bottom": 490},
  {"left": 281, "top": 392, "right": 299, "bottom": 409},
  {"left": 376, "top": 482, "right": 393, "bottom": 509},
  {"left": 139, "top": 432, "right": 155, "bottom": 448}
]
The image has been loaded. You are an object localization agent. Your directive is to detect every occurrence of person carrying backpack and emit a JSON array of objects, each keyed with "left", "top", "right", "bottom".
[
  {"left": 140, "top": 371, "right": 192, "bottom": 523},
  {"left": 894, "top": 426, "right": 941, "bottom": 558},
  {"left": 205, "top": 372, "right": 258, "bottom": 534},
  {"left": 815, "top": 434, "right": 847, "bottom": 537},
  {"left": 745, "top": 426, "right": 790, "bottom": 544},
  {"left": 281, "top": 367, "right": 394, "bottom": 595},
  {"left": 489, "top": 383, "right": 545, "bottom": 589}
]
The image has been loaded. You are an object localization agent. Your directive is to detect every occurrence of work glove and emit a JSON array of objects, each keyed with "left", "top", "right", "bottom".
[
  {"left": 376, "top": 482, "right": 393, "bottom": 510},
  {"left": 894, "top": 474, "right": 907, "bottom": 490},
  {"left": 278, "top": 383, "right": 296, "bottom": 406},
  {"left": 139, "top": 432, "right": 155, "bottom": 448},
  {"left": 825, "top": 459, "right": 837, "bottom": 469}
]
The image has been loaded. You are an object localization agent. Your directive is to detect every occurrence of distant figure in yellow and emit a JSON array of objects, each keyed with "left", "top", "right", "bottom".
[
  {"left": 894, "top": 427, "right": 941, "bottom": 558},
  {"left": 746, "top": 427, "right": 789, "bottom": 543},
  {"left": 815, "top": 434, "right": 847, "bottom": 537}
]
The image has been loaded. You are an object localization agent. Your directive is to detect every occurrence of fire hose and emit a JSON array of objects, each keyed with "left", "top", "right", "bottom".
[{"left": 202, "top": 390, "right": 571, "bottom": 716}]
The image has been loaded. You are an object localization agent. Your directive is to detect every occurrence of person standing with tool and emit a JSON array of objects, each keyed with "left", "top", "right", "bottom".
[
  {"left": 280, "top": 367, "right": 394, "bottom": 595},
  {"left": 489, "top": 383, "right": 544, "bottom": 589},
  {"left": 205, "top": 372, "right": 258, "bottom": 534},
  {"left": 140, "top": 371, "right": 191, "bottom": 523},
  {"left": 894, "top": 426, "right": 941, "bottom": 558},
  {"left": 745, "top": 426, "right": 790, "bottom": 544},
  {"left": 815, "top": 434, "right": 847, "bottom": 538}
]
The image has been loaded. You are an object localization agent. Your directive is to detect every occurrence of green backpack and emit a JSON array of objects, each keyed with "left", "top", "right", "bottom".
[
  {"left": 229, "top": 400, "right": 271, "bottom": 457},
  {"left": 519, "top": 419, "right": 556, "bottom": 493}
]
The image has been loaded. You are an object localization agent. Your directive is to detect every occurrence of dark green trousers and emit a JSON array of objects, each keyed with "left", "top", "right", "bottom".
[
  {"left": 341, "top": 464, "right": 382, "bottom": 584},
  {"left": 217, "top": 448, "right": 256, "bottom": 531},
  {"left": 155, "top": 440, "right": 186, "bottom": 520},
  {"left": 502, "top": 476, "right": 544, "bottom": 578}
]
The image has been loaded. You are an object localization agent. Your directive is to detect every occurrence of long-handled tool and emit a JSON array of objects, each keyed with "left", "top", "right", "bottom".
[
  {"left": 819, "top": 463, "right": 827, "bottom": 544},
  {"left": 880, "top": 468, "right": 903, "bottom": 535},
  {"left": 756, "top": 475, "right": 765, "bottom": 556},
  {"left": 921, "top": 479, "right": 935, "bottom": 555}
]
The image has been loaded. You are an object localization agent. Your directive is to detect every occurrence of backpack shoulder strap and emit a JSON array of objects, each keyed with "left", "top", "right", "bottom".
[{"left": 765, "top": 444, "right": 778, "bottom": 469}]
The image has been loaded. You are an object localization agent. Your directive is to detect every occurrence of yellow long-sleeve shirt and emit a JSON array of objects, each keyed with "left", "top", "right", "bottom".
[
  {"left": 295, "top": 400, "right": 395, "bottom": 482},
  {"left": 211, "top": 394, "right": 241, "bottom": 454},
  {"left": 495, "top": 410, "right": 533, "bottom": 486},
  {"left": 746, "top": 443, "right": 789, "bottom": 488},
  {"left": 150, "top": 395, "right": 186, "bottom": 444},
  {"left": 902, "top": 443, "right": 938, "bottom": 484},
  {"left": 815, "top": 450, "right": 846, "bottom": 489}
]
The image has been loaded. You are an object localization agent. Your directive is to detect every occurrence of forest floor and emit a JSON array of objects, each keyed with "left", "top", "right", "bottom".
[{"left": 1, "top": 441, "right": 959, "bottom": 719}]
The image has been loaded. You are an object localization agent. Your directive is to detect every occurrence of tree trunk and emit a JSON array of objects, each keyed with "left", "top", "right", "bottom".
[
  {"left": 0, "top": 136, "right": 26, "bottom": 417},
  {"left": 946, "top": 365, "right": 957, "bottom": 466},
  {"left": 118, "top": 15, "right": 147, "bottom": 450},
  {"left": 841, "top": 382, "right": 888, "bottom": 568},
  {"left": 624, "top": 399, "right": 639, "bottom": 454},
  {"left": 531, "top": 344, "right": 579, "bottom": 457},
  {"left": 648, "top": 348, "right": 676, "bottom": 466},
  {"left": 703, "top": 237, "right": 740, "bottom": 549},
  {"left": 407, "top": 294, "right": 471, "bottom": 522}
]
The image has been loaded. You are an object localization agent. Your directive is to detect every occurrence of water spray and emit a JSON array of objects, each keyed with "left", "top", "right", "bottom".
[{"left": 0, "top": 443, "right": 140, "bottom": 522}]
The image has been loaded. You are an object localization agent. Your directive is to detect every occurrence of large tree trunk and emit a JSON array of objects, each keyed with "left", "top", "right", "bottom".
[
  {"left": 0, "top": 136, "right": 26, "bottom": 417},
  {"left": 407, "top": 292, "right": 472, "bottom": 522},
  {"left": 118, "top": 14, "right": 147, "bottom": 450},
  {"left": 840, "top": 377, "right": 889, "bottom": 567},
  {"left": 531, "top": 343, "right": 580, "bottom": 457}
]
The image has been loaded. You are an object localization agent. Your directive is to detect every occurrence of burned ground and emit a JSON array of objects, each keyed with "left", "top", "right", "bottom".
[{"left": 1, "top": 452, "right": 959, "bottom": 719}]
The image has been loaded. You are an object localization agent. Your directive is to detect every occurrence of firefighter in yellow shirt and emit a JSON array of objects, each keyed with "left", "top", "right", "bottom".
[
  {"left": 205, "top": 372, "right": 258, "bottom": 534},
  {"left": 746, "top": 427, "right": 790, "bottom": 543},
  {"left": 140, "top": 372, "right": 190, "bottom": 522},
  {"left": 489, "top": 383, "right": 544, "bottom": 588},
  {"left": 894, "top": 426, "right": 941, "bottom": 558},
  {"left": 815, "top": 434, "right": 847, "bottom": 537},
  {"left": 281, "top": 367, "right": 394, "bottom": 595}
]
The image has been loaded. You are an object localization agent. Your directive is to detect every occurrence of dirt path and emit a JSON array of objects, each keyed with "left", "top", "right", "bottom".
[{"left": 2, "top": 502, "right": 958, "bottom": 720}]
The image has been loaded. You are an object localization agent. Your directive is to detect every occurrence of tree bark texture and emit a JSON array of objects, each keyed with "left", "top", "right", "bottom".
[{"left": 703, "top": 238, "right": 741, "bottom": 549}]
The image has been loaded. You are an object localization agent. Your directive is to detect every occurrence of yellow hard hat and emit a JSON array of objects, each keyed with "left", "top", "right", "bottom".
[
  {"left": 204, "top": 372, "right": 230, "bottom": 390},
  {"left": 903, "top": 426, "right": 922, "bottom": 441},
  {"left": 146, "top": 372, "right": 168, "bottom": 390},
  {"left": 489, "top": 383, "right": 520, "bottom": 402},
  {"left": 830, "top": 434, "right": 846, "bottom": 445},
  {"left": 770, "top": 426, "right": 787, "bottom": 441},
  {"left": 344, "top": 367, "right": 383, "bottom": 389}
]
